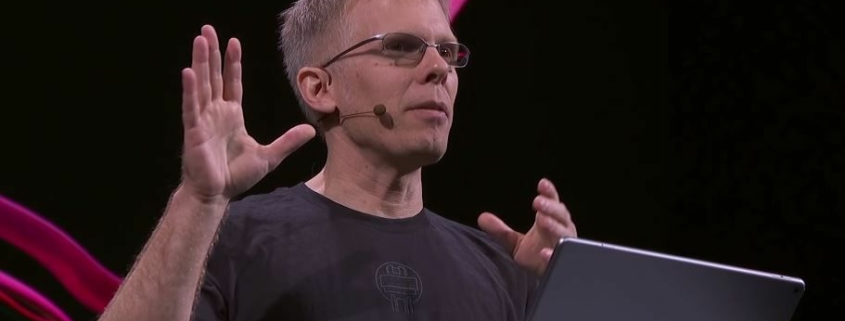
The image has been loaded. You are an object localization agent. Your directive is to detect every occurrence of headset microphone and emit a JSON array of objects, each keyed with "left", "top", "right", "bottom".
[
  {"left": 373, "top": 104, "right": 386, "bottom": 116},
  {"left": 339, "top": 104, "right": 387, "bottom": 123}
]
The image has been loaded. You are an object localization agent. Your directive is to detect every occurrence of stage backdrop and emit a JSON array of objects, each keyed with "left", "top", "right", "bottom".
[{"left": 1, "top": 0, "right": 841, "bottom": 320}]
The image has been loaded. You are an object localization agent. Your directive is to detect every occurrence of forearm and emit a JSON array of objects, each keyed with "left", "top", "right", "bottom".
[{"left": 98, "top": 186, "right": 229, "bottom": 321}]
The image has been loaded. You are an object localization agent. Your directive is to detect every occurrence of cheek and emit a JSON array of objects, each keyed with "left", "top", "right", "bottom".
[
  {"left": 356, "top": 68, "right": 407, "bottom": 96},
  {"left": 371, "top": 73, "right": 412, "bottom": 104},
  {"left": 341, "top": 71, "right": 385, "bottom": 106},
  {"left": 447, "top": 73, "right": 459, "bottom": 100}
]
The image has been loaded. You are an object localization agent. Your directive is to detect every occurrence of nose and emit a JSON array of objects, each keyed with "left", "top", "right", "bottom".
[{"left": 417, "top": 46, "right": 450, "bottom": 85}]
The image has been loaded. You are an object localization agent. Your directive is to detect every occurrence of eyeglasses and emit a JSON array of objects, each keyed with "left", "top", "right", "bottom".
[{"left": 320, "top": 32, "right": 470, "bottom": 69}]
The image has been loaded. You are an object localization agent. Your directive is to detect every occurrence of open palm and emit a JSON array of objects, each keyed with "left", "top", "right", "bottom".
[{"left": 179, "top": 25, "right": 315, "bottom": 201}]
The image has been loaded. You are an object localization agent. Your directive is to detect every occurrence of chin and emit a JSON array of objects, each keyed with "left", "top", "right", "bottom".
[
  {"left": 414, "top": 147, "right": 448, "bottom": 167},
  {"left": 396, "top": 139, "right": 449, "bottom": 170},
  {"left": 385, "top": 125, "right": 452, "bottom": 169}
]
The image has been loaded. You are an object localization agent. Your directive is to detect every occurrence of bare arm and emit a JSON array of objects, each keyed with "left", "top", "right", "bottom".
[
  {"left": 97, "top": 24, "right": 315, "bottom": 321},
  {"left": 97, "top": 187, "right": 228, "bottom": 321}
]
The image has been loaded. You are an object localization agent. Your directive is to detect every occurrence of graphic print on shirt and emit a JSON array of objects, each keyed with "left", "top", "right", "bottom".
[{"left": 374, "top": 262, "right": 422, "bottom": 314}]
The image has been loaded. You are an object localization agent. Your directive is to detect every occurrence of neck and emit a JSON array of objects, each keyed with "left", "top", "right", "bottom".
[{"left": 305, "top": 139, "right": 424, "bottom": 219}]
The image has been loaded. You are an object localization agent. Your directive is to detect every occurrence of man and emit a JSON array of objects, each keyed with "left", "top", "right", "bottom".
[{"left": 97, "top": 0, "right": 577, "bottom": 320}]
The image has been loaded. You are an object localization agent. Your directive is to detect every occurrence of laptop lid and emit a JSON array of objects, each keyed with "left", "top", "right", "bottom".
[{"left": 526, "top": 238, "right": 805, "bottom": 321}]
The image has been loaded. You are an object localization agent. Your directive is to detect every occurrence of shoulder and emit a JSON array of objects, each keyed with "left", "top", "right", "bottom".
[
  {"left": 226, "top": 182, "right": 331, "bottom": 223},
  {"left": 215, "top": 183, "right": 328, "bottom": 251},
  {"left": 227, "top": 183, "right": 310, "bottom": 218},
  {"left": 426, "top": 211, "right": 515, "bottom": 263},
  {"left": 425, "top": 210, "right": 540, "bottom": 298}
]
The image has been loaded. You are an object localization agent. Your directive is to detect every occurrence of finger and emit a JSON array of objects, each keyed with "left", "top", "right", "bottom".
[
  {"left": 262, "top": 124, "right": 317, "bottom": 169},
  {"left": 537, "top": 178, "right": 560, "bottom": 202},
  {"left": 533, "top": 195, "right": 574, "bottom": 227},
  {"left": 201, "top": 25, "right": 224, "bottom": 100},
  {"left": 540, "top": 247, "right": 554, "bottom": 261},
  {"left": 191, "top": 35, "right": 212, "bottom": 108},
  {"left": 478, "top": 212, "right": 523, "bottom": 255},
  {"left": 222, "top": 38, "right": 243, "bottom": 104},
  {"left": 181, "top": 68, "right": 199, "bottom": 128},
  {"left": 536, "top": 212, "right": 576, "bottom": 239}
]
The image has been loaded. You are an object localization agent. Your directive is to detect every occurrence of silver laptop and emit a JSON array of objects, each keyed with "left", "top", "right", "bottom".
[{"left": 526, "top": 237, "right": 805, "bottom": 321}]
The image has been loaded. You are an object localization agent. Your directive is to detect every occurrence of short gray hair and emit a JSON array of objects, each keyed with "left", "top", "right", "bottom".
[
  {"left": 277, "top": 0, "right": 452, "bottom": 125},
  {"left": 278, "top": 0, "right": 353, "bottom": 125}
]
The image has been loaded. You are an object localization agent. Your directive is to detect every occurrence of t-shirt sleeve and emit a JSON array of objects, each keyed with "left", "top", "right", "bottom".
[
  {"left": 524, "top": 273, "right": 541, "bottom": 316},
  {"left": 190, "top": 211, "right": 241, "bottom": 321},
  {"left": 191, "top": 273, "right": 227, "bottom": 321}
]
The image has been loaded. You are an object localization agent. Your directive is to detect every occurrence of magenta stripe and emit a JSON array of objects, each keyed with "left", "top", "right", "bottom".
[
  {"left": 450, "top": 0, "right": 469, "bottom": 21},
  {"left": 0, "top": 269, "right": 72, "bottom": 321},
  {"left": 0, "top": 195, "right": 122, "bottom": 313}
]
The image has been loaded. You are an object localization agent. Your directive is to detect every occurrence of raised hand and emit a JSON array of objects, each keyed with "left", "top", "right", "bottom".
[
  {"left": 179, "top": 25, "right": 315, "bottom": 202},
  {"left": 478, "top": 178, "right": 578, "bottom": 276}
]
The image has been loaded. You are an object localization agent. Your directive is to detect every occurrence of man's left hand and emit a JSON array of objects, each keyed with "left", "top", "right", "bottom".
[{"left": 478, "top": 178, "right": 578, "bottom": 276}]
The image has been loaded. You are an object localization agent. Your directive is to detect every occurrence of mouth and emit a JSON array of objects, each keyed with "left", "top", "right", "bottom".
[{"left": 406, "top": 101, "right": 449, "bottom": 117}]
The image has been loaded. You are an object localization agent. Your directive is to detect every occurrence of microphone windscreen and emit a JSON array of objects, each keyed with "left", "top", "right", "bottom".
[{"left": 373, "top": 104, "right": 386, "bottom": 116}]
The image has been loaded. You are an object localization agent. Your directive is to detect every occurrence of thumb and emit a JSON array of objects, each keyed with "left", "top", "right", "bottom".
[
  {"left": 263, "top": 124, "right": 317, "bottom": 168},
  {"left": 478, "top": 212, "right": 523, "bottom": 255}
]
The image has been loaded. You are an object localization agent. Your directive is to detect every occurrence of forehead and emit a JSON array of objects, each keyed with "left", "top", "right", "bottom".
[{"left": 345, "top": 0, "right": 455, "bottom": 41}]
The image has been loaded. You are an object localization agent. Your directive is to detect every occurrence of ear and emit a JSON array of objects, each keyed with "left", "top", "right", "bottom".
[{"left": 297, "top": 67, "right": 337, "bottom": 116}]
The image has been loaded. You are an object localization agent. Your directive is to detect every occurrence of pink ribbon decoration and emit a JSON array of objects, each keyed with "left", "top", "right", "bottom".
[
  {"left": 450, "top": 0, "right": 469, "bottom": 21},
  {"left": 0, "top": 195, "right": 122, "bottom": 315},
  {"left": 0, "top": 269, "right": 72, "bottom": 321}
]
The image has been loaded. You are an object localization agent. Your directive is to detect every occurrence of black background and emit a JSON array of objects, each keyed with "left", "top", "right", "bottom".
[{"left": 1, "top": 0, "right": 841, "bottom": 320}]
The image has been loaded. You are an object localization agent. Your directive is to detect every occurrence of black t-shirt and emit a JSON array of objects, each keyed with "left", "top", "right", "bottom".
[{"left": 192, "top": 183, "right": 538, "bottom": 321}]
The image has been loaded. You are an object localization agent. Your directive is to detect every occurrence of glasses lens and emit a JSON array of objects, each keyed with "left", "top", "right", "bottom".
[
  {"left": 438, "top": 43, "right": 470, "bottom": 67},
  {"left": 382, "top": 33, "right": 470, "bottom": 68},
  {"left": 382, "top": 33, "right": 426, "bottom": 64}
]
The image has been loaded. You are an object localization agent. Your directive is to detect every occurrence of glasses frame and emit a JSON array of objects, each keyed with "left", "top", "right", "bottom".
[{"left": 319, "top": 32, "right": 470, "bottom": 69}]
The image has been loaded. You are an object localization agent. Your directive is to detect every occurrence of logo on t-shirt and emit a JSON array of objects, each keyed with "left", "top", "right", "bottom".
[{"left": 375, "top": 262, "right": 422, "bottom": 314}]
